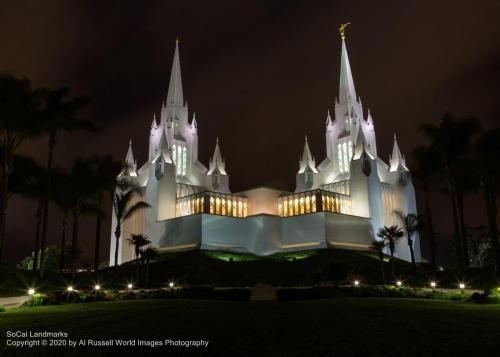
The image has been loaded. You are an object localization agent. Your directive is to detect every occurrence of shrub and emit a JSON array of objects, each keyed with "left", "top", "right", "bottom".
[{"left": 0, "top": 305, "right": 5, "bottom": 313}]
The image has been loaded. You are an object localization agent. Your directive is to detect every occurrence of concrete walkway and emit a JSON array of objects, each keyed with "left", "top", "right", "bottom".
[{"left": 0, "top": 296, "right": 29, "bottom": 309}]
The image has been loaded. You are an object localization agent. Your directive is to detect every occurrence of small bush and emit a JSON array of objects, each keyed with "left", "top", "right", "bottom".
[{"left": 0, "top": 305, "right": 5, "bottom": 313}]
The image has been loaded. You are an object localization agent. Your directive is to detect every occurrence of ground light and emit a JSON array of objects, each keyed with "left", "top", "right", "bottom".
[
  {"left": 127, "top": 283, "right": 133, "bottom": 290},
  {"left": 396, "top": 281, "right": 402, "bottom": 287},
  {"left": 459, "top": 283, "right": 465, "bottom": 289},
  {"left": 94, "top": 285, "right": 101, "bottom": 291},
  {"left": 67, "top": 286, "right": 74, "bottom": 292},
  {"left": 353, "top": 280, "right": 359, "bottom": 287},
  {"left": 28, "top": 288, "right": 35, "bottom": 296},
  {"left": 169, "top": 282, "right": 175, "bottom": 288},
  {"left": 430, "top": 281, "right": 436, "bottom": 288}
]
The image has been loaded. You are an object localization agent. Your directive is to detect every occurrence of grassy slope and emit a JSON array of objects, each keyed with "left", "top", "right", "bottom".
[
  {"left": 2, "top": 249, "right": 498, "bottom": 297},
  {"left": 93, "top": 249, "right": 498, "bottom": 290},
  {"left": 1, "top": 298, "right": 500, "bottom": 356}
]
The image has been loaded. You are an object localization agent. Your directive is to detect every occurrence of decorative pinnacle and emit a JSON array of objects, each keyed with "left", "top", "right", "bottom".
[
  {"left": 339, "top": 22, "right": 351, "bottom": 40},
  {"left": 176, "top": 36, "right": 179, "bottom": 44}
]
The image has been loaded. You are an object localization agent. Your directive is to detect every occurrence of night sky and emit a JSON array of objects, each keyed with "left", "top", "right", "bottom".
[{"left": 1, "top": 0, "right": 499, "bottom": 265}]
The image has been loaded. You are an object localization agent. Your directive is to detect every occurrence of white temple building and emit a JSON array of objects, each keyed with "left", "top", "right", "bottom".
[{"left": 109, "top": 31, "right": 421, "bottom": 266}]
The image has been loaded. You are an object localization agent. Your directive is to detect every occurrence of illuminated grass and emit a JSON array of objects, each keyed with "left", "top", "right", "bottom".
[
  {"left": 1, "top": 298, "right": 500, "bottom": 356},
  {"left": 203, "top": 251, "right": 259, "bottom": 262}
]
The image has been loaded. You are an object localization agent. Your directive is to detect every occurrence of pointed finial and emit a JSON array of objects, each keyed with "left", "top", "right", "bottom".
[
  {"left": 176, "top": 36, "right": 179, "bottom": 44},
  {"left": 339, "top": 22, "right": 351, "bottom": 40},
  {"left": 129, "top": 138, "right": 132, "bottom": 146},
  {"left": 216, "top": 136, "right": 219, "bottom": 144},
  {"left": 305, "top": 135, "right": 308, "bottom": 142}
]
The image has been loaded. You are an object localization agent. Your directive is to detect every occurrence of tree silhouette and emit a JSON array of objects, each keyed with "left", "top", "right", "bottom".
[
  {"left": 112, "top": 178, "right": 150, "bottom": 266},
  {"left": 420, "top": 113, "right": 480, "bottom": 271},
  {"left": 38, "top": 87, "right": 93, "bottom": 275},
  {"left": 370, "top": 239, "right": 388, "bottom": 283},
  {"left": 0, "top": 74, "right": 43, "bottom": 263},
  {"left": 377, "top": 225, "right": 404, "bottom": 280}
]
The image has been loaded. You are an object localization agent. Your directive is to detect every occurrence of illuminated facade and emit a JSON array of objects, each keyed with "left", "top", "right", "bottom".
[{"left": 110, "top": 33, "right": 420, "bottom": 265}]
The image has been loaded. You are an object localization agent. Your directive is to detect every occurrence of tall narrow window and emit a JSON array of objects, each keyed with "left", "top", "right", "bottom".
[
  {"left": 182, "top": 146, "right": 187, "bottom": 176},
  {"left": 342, "top": 141, "right": 348, "bottom": 173},
  {"left": 177, "top": 145, "right": 182, "bottom": 175},
  {"left": 338, "top": 143, "right": 343, "bottom": 173},
  {"left": 344, "top": 114, "right": 352, "bottom": 132},
  {"left": 172, "top": 144, "right": 177, "bottom": 166},
  {"left": 348, "top": 139, "right": 353, "bottom": 163}
]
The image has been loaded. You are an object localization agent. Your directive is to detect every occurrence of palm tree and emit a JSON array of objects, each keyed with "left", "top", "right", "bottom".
[
  {"left": 112, "top": 178, "right": 150, "bottom": 266},
  {"left": 476, "top": 128, "right": 500, "bottom": 274},
  {"left": 88, "top": 155, "right": 121, "bottom": 273},
  {"left": 140, "top": 246, "right": 158, "bottom": 287},
  {"left": 51, "top": 168, "right": 73, "bottom": 274},
  {"left": 0, "top": 74, "right": 43, "bottom": 263},
  {"left": 38, "top": 88, "right": 93, "bottom": 274},
  {"left": 371, "top": 239, "right": 387, "bottom": 283},
  {"left": 412, "top": 146, "right": 439, "bottom": 267},
  {"left": 128, "top": 234, "right": 151, "bottom": 261},
  {"left": 128, "top": 234, "right": 151, "bottom": 283},
  {"left": 393, "top": 211, "right": 422, "bottom": 272},
  {"left": 66, "top": 159, "right": 94, "bottom": 279},
  {"left": 8, "top": 155, "right": 46, "bottom": 272},
  {"left": 377, "top": 225, "right": 404, "bottom": 280},
  {"left": 420, "top": 113, "right": 480, "bottom": 271}
]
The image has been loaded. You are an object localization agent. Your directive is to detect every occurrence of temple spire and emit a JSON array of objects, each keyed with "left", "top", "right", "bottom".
[
  {"left": 208, "top": 137, "right": 227, "bottom": 175},
  {"left": 338, "top": 24, "right": 357, "bottom": 104},
  {"left": 166, "top": 39, "right": 184, "bottom": 109},
  {"left": 298, "top": 136, "right": 318, "bottom": 173},
  {"left": 389, "top": 133, "right": 408, "bottom": 172},
  {"left": 121, "top": 139, "right": 137, "bottom": 176}
]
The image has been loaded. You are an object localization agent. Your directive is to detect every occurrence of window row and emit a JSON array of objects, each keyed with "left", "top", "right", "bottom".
[
  {"left": 175, "top": 192, "right": 248, "bottom": 218},
  {"left": 278, "top": 190, "right": 352, "bottom": 217},
  {"left": 171, "top": 144, "right": 187, "bottom": 176},
  {"left": 209, "top": 195, "right": 247, "bottom": 217},
  {"left": 278, "top": 192, "right": 318, "bottom": 217},
  {"left": 337, "top": 139, "right": 353, "bottom": 174}
]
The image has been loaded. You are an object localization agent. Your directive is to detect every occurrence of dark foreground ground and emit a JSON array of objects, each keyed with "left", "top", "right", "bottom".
[{"left": 1, "top": 298, "right": 499, "bottom": 357}]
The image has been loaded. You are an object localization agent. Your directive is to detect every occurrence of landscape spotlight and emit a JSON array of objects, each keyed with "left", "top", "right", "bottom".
[
  {"left": 396, "top": 281, "right": 402, "bottom": 287},
  {"left": 459, "top": 283, "right": 465, "bottom": 289},
  {"left": 354, "top": 280, "right": 359, "bottom": 287},
  {"left": 28, "top": 288, "right": 35, "bottom": 296},
  {"left": 67, "top": 286, "right": 74, "bottom": 292},
  {"left": 94, "top": 284, "right": 100, "bottom": 291},
  {"left": 430, "top": 281, "right": 436, "bottom": 288},
  {"left": 127, "top": 283, "right": 133, "bottom": 289},
  {"left": 169, "top": 282, "right": 174, "bottom": 288}
]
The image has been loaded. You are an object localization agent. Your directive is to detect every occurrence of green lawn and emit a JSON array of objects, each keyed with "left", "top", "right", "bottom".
[{"left": 1, "top": 298, "right": 499, "bottom": 356}]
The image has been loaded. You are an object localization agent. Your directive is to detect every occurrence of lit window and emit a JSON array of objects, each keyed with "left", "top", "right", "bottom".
[
  {"left": 177, "top": 145, "right": 182, "bottom": 175},
  {"left": 182, "top": 146, "right": 187, "bottom": 175},
  {"left": 172, "top": 144, "right": 177, "bottom": 166},
  {"left": 337, "top": 143, "right": 343, "bottom": 173}
]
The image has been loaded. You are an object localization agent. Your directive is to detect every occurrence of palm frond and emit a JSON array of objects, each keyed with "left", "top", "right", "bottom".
[{"left": 123, "top": 201, "right": 150, "bottom": 221}]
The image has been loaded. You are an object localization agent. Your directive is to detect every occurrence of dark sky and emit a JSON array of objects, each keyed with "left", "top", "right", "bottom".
[{"left": 1, "top": 0, "right": 499, "bottom": 265}]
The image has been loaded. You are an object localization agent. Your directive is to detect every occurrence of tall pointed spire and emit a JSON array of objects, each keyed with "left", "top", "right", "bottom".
[
  {"left": 389, "top": 133, "right": 408, "bottom": 172},
  {"left": 166, "top": 38, "right": 184, "bottom": 109},
  {"left": 326, "top": 110, "right": 333, "bottom": 126},
  {"left": 298, "top": 136, "right": 318, "bottom": 173},
  {"left": 208, "top": 137, "right": 227, "bottom": 175},
  {"left": 151, "top": 114, "right": 158, "bottom": 130},
  {"left": 191, "top": 112, "right": 197, "bottom": 129},
  {"left": 121, "top": 139, "right": 137, "bottom": 176},
  {"left": 338, "top": 24, "right": 357, "bottom": 105}
]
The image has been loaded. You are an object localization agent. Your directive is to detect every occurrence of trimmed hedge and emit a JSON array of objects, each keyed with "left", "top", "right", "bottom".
[{"left": 276, "top": 286, "right": 471, "bottom": 301}]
